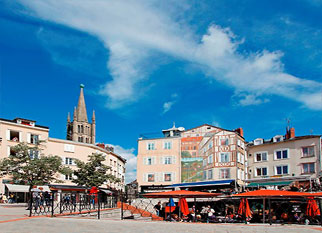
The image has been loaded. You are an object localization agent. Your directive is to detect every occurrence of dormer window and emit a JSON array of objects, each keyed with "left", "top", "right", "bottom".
[
  {"left": 273, "top": 135, "right": 283, "bottom": 143},
  {"left": 254, "top": 138, "right": 263, "bottom": 145}
]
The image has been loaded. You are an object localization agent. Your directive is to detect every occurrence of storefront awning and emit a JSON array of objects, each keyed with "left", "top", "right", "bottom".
[
  {"left": 167, "top": 179, "right": 235, "bottom": 188},
  {"left": 5, "top": 184, "right": 29, "bottom": 193},
  {"left": 247, "top": 181, "right": 293, "bottom": 187}
]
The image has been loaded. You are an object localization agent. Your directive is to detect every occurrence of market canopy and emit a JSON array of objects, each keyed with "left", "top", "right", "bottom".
[
  {"left": 5, "top": 184, "right": 29, "bottom": 193},
  {"left": 143, "top": 190, "right": 222, "bottom": 198},
  {"left": 233, "top": 190, "right": 312, "bottom": 197},
  {"left": 247, "top": 181, "right": 293, "bottom": 187}
]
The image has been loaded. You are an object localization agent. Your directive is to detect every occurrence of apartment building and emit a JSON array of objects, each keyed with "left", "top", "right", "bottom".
[
  {"left": 0, "top": 86, "right": 126, "bottom": 194},
  {"left": 137, "top": 125, "right": 182, "bottom": 192},
  {"left": 199, "top": 129, "right": 246, "bottom": 187},
  {"left": 246, "top": 127, "right": 321, "bottom": 189}
]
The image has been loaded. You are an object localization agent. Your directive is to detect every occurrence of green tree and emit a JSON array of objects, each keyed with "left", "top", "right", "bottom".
[
  {"left": 72, "top": 153, "right": 120, "bottom": 187},
  {"left": 0, "top": 143, "right": 71, "bottom": 190}
]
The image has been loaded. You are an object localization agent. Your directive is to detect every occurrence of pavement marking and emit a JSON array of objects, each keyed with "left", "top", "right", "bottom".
[{"left": 0, "top": 215, "right": 44, "bottom": 224}]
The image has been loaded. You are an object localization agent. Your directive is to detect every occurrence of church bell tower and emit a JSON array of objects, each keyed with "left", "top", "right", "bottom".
[{"left": 66, "top": 84, "right": 96, "bottom": 144}]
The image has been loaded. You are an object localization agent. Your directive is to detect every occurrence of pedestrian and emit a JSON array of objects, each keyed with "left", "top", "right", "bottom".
[{"left": 154, "top": 201, "right": 162, "bottom": 216}]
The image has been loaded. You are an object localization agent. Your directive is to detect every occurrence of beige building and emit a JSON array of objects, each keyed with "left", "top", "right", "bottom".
[
  {"left": 246, "top": 127, "right": 321, "bottom": 189},
  {"left": 0, "top": 86, "right": 126, "bottom": 195},
  {"left": 137, "top": 133, "right": 181, "bottom": 192}
]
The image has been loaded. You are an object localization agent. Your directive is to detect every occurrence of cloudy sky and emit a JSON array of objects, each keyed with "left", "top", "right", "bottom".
[{"left": 1, "top": 0, "right": 322, "bottom": 182}]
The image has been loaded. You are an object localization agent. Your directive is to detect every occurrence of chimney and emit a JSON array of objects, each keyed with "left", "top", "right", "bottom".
[
  {"left": 234, "top": 128, "right": 244, "bottom": 137},
  {"left": 97, "top": 143, "right": 105, "bottom": 149},
  {"left": 290, "top": 127, "right": 295, "bottom": 139}
]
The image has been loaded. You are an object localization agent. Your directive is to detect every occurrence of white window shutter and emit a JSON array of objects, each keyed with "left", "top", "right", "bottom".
[
  {"left": 38, "top": 134, "right": 41, "bottom": 141},
  {"left": 143, "top": 173, "right": 147, "bottom": 182},
  {"left": 7, "top": 146, "right": 10, "bottom": 156},
  {"left": 19, "top": 132, "right": 22, "bottom": 142},
  {"left": 152, "top": 156, "right": 156, "bottom": 165},
  {"left": 6, "top": 130, "right": 10, "bottom": 140},
  {"left": 143, "top": 157, "right": 147, "bottom": 165},
  {"left": 172, "top": 172, "right": 176, "bottom": 182},
  {"left": 27, "top": 133, "right": 31, "bottom": 143},
  {"left": 172, "top": 156, "right": 176, "bottom": 164},
  {"left": 218, "top": 154, "right": 222, "bottom": 163},
  {"left": 230, "top": 138, "right": 234, "bottom": 145},
  {"left": 160, "top": 157, "right": 163, "bottom": 164}
]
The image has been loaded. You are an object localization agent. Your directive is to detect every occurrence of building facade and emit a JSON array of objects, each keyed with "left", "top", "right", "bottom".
[
  {"left": 0, "top": 86, "right": 126, "bottom": 194},
  {"left": 246, "top": 127, "right": 322, "bottom": 189},
  {"left": 136, "top": 124, "right": 246, "bottom": 192}
]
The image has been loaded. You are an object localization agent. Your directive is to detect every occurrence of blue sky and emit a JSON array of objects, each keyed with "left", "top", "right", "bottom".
[{"left": 1, "top": 0, "right": 322, "bottom": 182}]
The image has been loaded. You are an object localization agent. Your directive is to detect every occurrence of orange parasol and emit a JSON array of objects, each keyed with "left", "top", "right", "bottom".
[
  {"left": 238, "top": 198, "right": 252, "bottom": 218},
  {"left": 306, "top": 197, "right": 320, "bottom": 217},
  {"left": 178, "top": 198, "right": 190, "bottom": 215}
]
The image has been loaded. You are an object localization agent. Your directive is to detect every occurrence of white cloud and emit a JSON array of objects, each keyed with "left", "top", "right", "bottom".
[
  {"left": 162, "top": 93, "right": 178, "bottom": 114},
  {"left": 108, "top": 144, "right": 137, "bottom": 183},
  {"left": 237, "top": 93, "right": 270, "bottom": 106},
  {"left": 17, "top": 0, "right": 322, "bottom": 110}
]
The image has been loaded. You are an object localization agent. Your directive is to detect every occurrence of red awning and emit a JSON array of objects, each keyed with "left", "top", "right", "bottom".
[
  {"left": 233, "top": 190, "right": 312, "bottom": 197},
  {"left": 143, "top": 190, "right": 221, "bottom": 198}
]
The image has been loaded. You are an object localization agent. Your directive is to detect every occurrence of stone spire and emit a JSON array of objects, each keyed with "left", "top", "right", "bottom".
[
  {"left": 67, "top": 112, "right": 71, "bottom": 123},
  {"left": 92, "top": 110, "right": 96, "bottom": 123},
  {"left": 76, "top": 84, "right": 88, "bottom": 122},
  {"left": 73, "top": 107, "right": 77, "bottom": 120}
]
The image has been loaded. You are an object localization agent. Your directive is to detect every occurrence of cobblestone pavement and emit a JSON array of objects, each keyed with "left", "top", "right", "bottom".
[{"left": 1, "top": 205, "right": 322, "bottom": 233}]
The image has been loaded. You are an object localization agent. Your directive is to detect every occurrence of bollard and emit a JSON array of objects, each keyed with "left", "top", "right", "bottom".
[
  {"left": 51, "top": 192, "right": 54, "bottom": 217},
  {"left": 98, "top": 193, "right": 101, "bottom": 220}
]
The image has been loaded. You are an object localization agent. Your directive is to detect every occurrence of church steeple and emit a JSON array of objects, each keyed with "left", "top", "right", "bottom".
[
  {"left": 76, "top": 84, "right": 88, "bottom": 122},
  {"left": 66, "top": 84, "right": 96, "bottom": 144}
]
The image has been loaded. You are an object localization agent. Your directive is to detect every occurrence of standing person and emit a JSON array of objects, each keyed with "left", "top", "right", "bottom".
[
  {"left": 44, "top": 191, "right": 50, "bottom": 206},
  {"left": 154, "top": 201, "right": 162, "bottom": 216}
]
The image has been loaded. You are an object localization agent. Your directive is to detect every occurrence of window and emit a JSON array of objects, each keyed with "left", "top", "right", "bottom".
[
  {"left": 114, "top": 161, "right": 116, "bottom": 167},
  {"left": 256, "top": 167, "right": 268, "bottom": 176},
  {"left": 164, "top": 156, "right": 172, "bottom": 165},
  {"left": 64, "top": 144, "right": 75, "bottom": 153},
  {"left": 203, "top": 171, "right": 207, "bottom": 180},
  {"left": 203, "top": 159, "right": 207, "bottom": 166},
  {"left": 164, "top": 173, "right": 172, "bottom": 182},
  {"left": 110, "top": 159, "right": 113, "bottom": 165},
  {"left": 147, "top": 157, "right": 152, "bottom": 165},
  {"left": 220, "top": 138, "right": 229, "bottom": 146},
  {"left": 78, "top": 125, "right": 81, "bottom": 133},
  {"left": 163, "top": 141, "right": 172, "bottom": 150},
  {"left": 275, "top": 165, "right": 289, "bottom": 175},
  {"left": 78, "top": 137, "right": 83, "bottom": 142},
  {"left": 86, "top": 138, "right": 89, "bottom": 143},
  {"left": 147, "top": 142, "right": 155, "bottom": 150},
  {"left": 65, "top": 174, "right": 73, "bottom": 180},
  {"left": 220, "top": 169, "right": 230, "bottom": 179},
  {"left": 29, "top": 150, "right": 39, "bottom": 159},
  {"left": 147, "top": 174, "right": 155, "bottom": 182},
  {"left": 8, "top": 130, "right": 20, "bottom": 142},
  {"left": 208, "top": 155, "right": 213, "bottom": 164},
  {"left": 254, "top": 138, "right": 263, "bottom": 145},
  {"left": 208, "top": 169, "right": 213, "bottom": 179},
  {"left": 255, "top": 152, "right": 268, "bottom": 162},
  {"left": 219, "top": 153, "right": 230, "bottom": 163},
  {"left": 302, "top": 146, "right": 315, "bottom": 157},
  {"left": 65, "top": 157, "right": 74, "bottom": 165},
  {"left": 30, "top": 134, "right": 39, "bottom": 144},
  {"left": 302, "top": 163, "right": 315, "bottom": 174},
  {"left": 208, "top": 142, "right": 213, "bottom": 149},
  {"left": 275, "top": 149, "right": 288, "bottom": 160}
]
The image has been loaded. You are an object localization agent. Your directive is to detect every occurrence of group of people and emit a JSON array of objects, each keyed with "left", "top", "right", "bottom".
[
  {"left": 0, "top": 193, "right": 15, "bottom": 203},
  {"left": 26, "top": 191, "right": 52, "bottom": 210},
  {"left": 154, "top": 202, "right": 219, "bottom": 223}
]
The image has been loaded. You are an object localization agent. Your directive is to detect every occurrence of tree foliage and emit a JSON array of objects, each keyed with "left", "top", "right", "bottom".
[
  {"left": 0, "top": 143, "right": 71, "bottom": 188},
  {"left": 72, "top": 153, "right": 120, "bottom": 187}
]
